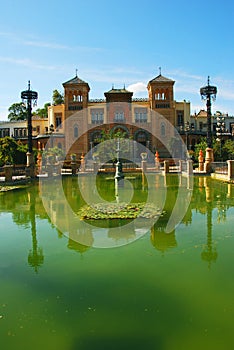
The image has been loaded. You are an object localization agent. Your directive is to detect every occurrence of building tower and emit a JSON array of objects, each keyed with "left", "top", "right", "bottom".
[
  {"left": 63, "top": 73, "right": 90, "bottom": 120},
  {"left": 147, "top": 72, "right": 175, "bottom": 126},
  {"left": 62, "top": 73, "right": 90, "bottom": 156},
  {"left": 146, "top": 72, "right": 176, "bottom": 157}
]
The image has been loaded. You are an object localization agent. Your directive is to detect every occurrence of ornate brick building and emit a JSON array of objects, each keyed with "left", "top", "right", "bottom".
[{"left": 48, "top": 71, "right": 191, "bottom": 160}]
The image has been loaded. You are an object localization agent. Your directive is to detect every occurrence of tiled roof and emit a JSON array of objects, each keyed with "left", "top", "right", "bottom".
[
  {"left": 63, "top": 75, "right": 88, "bottom": 85},
  {"left": 196, "top": 109, "right": 207, "bottom": 118},
  {"left": 149, "top": 74, "right": 174, "bottom": 83},
  {"left": 105, "top": 87, "right": 132, "bottom": 94}
]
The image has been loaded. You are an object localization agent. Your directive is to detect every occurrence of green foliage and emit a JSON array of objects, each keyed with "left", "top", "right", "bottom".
[
  {"left": 194, "top": 138, "right": 207, "bottom": 161},
  {"left": 94, "top": 129, "right": 130, "bottom": 163},
  {"left": 41, "top": 147, "right": 65, "bottom": 164},
  {"left": 0, "top": 137, "right": 19, "bottom": 166},
  {"left": 52, "top": 90, "right": 64, "bottom": 105},
  {"left": 0, "top": 138, "right": 36, "bottom": 166},
  {"left": 194, "top": 137, "right": 234, "bottom": 161},
  {"left": 222, "top": 139, "right": 234, "bottom": 160},
  {"left": 33, "top": 102, "right": 51, "bottom": 118},
  {"left": 8, "top": 102, "right": 27, "bottom": 121}
]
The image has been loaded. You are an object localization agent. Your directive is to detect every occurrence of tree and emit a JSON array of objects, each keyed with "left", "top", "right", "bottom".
[
  {"left": 52, "top": 90, "right": 64, "bottom": 105},
  {"left": 0, "top": 137, "right": 18, "bottom": 165},
  {"left": 8, "top": 102, "right": 27, "bottom": 121},
  {"left": 194, "top": 138, "right": 207, "bottom": 162},
  {"left": 93, "top": 129, "right": 130, "bottom": 164},
  {"left": 33, "top": 102, "right": 51, "bottom": 118},
  {"left": 194, "top": 137, "right": 234, "bottom": 162},
  {"left": 42, "top": 146, "right": 65, "bottom": 164},
  {"left": 222, "top": 139, "right": 234, "bottom": 160},
  {"left": 0, "top": 137, "right": 30, "bottom": 166}
]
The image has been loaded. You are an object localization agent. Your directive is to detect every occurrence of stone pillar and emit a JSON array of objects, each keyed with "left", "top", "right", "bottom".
[
  {"left": 26, "top": 152, "right": 36, "bottom": 178},
  {"left": 204, "top": 148, "right": 214, "bottom": 173},
  {"left": 227, "top": 160, "right": 234, "bottom": 180},
  {"left": 187, "top": 160, "right": 193, "bottom": 176},
  {"left": 164, "top": 160, "right": 169, "bottom": 174},
  {"left": 71, "top": 161, "right": 77, "bottom": 175},
  {"left": 4, "top": 165, "right": 13, "bottom": 182},
  {"left": 93, "top": 161, "right": 99, "bottom": 173},
  {"left": 141, "top": 160, "right": 147, "bottom": 173},
  {"left": 179, "top": 160, "right": 183, "bottom": 173}
]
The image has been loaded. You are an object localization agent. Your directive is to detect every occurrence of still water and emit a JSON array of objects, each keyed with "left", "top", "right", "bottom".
[{"left": 0, "top": 174, "right": 234, "bottom": 350}]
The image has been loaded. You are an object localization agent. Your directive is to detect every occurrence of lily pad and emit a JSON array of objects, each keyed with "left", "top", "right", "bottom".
[{"left": 77, "top": 202, "right": 164, "bottom": 220}]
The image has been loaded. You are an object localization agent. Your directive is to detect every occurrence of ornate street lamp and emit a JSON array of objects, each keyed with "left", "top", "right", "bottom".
[
  {"left": 115, "top": 138, "right": 124, "bottom": 182},
  {"left": 21, "top": 81, "right": 38, "bottom": 176},
  {"left": 49, "top": 124, "right": 54, "bottom": 148},
  {"left": 200, "top": 76, "right": 217, "bottom": 148},
  {"left": 215, "top": 112, "right": 225, "bottom": 159},
  {"left": 200, "top": 77, "right": 217, "bottom": 172},
  {"left": 185, "top": 121, "right": 190, "bottom": 150}
]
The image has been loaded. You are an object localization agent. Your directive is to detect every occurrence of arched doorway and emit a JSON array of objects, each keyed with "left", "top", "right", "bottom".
[
  {"left": 110, "top": 125, "right": 130, "bottom": 137},
  {"left": 134, "top": 129, "right": 151, "bottom": 160}
]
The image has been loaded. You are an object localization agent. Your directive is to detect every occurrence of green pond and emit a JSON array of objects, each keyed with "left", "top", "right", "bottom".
[{"left": 0, "top": 174, "right": 234, "bottom": 350}]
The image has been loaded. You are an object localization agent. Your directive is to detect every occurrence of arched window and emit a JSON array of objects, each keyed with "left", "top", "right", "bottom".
[{"left": 74, "top": 125, "right": 78, "bottom": 138}]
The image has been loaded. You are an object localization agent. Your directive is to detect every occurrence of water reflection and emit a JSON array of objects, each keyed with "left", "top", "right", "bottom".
[
  {"left": 67, "top": 238, "right": 91, "bottom": 254},
  {"left": 201, "top": 201, "right": 218, "bottom": 269},
  {"left": 27, "top": 187, "right": 44, "bottom": 273},
  {"left": 150, "top": 227, "right": 177, "bottom": 253},
  {"left": 0, "top": 175, "right": 234, "bottom": 271}
]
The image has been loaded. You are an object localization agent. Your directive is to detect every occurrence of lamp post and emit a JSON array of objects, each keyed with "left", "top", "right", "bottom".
[
  {"left": 49, "top": 124, "right": 54, "bottom": 148},
  {"left": 21, "top": 81, "right": 38, "bottom": 177},
  {"left": 185, "top": 121, "right": 190, "bottom": 150},
  {"left": 200, "top": 76, "right": 217, "bottom": 172},
  {"left": 215, "top": 112, "right": 225, "bottom": 160},
  {"left": 115, "top": 138, "right": 124, "bottom": 183}
]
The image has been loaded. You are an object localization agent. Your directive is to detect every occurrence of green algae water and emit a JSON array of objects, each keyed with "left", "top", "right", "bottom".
[{"left": 1, "top": 174, "right": 234, "bottom": 350}]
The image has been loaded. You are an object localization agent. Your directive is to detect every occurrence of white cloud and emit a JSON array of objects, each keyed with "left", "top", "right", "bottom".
[{"left": 127, "top": 82, "right": 147, "bottom": 94}]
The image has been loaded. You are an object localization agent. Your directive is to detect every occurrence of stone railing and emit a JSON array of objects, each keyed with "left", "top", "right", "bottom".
[{"left": 211, "top": 162, "right": 228, "bottom": 175}]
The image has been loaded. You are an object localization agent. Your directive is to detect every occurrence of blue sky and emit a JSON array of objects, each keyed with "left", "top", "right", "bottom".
[{"left": 0, "top": 0, "right": 234, "bottom": 120}]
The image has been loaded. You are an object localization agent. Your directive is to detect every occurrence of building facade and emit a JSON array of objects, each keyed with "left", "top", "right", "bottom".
[
  {"left": 48, "top": 72, "right": 191, "bottom": 160},
  {"left": 2, "top": 71, "right": 233, "bottom": 161}
]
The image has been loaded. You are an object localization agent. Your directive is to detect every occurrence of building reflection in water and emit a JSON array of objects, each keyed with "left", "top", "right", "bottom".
[
  {"left": 150, "top": 226, "right": 177, "bottom": 253},
  {"left": 37, "top": 174, "right": 233, "bottom": 257},
  {"left": 150, "top": 175, "right": 232, "bottom": 266},
  {"left": 1, "top": 173, "right": 233, "bottom": 266},
  {"left": 67, "top": 238, "right": 91, "bottom": 255}
]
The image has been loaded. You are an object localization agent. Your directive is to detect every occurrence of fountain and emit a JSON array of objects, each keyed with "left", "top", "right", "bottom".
[{"left": 114, "top": 138, "right": 124, "bottom": 187}]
